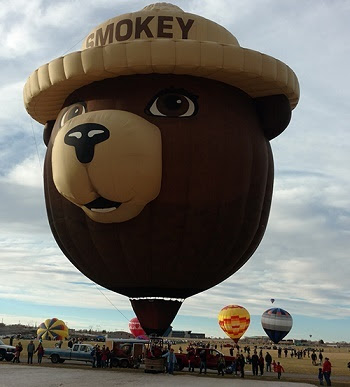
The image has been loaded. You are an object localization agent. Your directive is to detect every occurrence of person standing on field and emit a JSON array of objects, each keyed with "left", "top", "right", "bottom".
[
  {"left": 35, "top": 342, "right": 44, "bottom": 364},
  {"left": 276, "top": 361, "right": 285, "bottom": 379},
  {"left": 265, "top": 352, "right": 272, "bottom": 372},
  {"left": 27, "top": 341, "right": 35, "bottom": 364},
  {"left": 162, "top": 348, "right": 177, "bottom": 375},
  {"left": 251, "top": 351, "right": 259, "bottom": 376},
  {"left": 322, "top": 357, "right": 332, "bottom": 386},
  {"left": 258, "top": 354, "right": 264, "bottom": 375}
]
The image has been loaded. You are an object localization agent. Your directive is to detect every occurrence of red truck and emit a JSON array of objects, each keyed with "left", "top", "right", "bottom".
[{"left": 175, "top": 347, "right": 235, "bottom": 371}]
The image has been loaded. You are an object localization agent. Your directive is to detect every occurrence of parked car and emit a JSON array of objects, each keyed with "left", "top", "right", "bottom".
[
  {"left": 0, "top": 339, "right": 16, "bottom": 361},
  {"left": 44, "top": 343, "right": 94, "bottom": 364}
]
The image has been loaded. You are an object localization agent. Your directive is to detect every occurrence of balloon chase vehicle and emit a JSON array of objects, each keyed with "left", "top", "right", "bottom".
[{"left": 23, "top": 3, "right": 299, "bottom": 335}]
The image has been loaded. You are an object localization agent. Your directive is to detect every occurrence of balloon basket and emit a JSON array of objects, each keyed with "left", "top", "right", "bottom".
[
  {"left": 144, "top": 357, "right": 165, "bottom": 373},
  {"left": 144, "top": 336, "right": 165, "bottom": 373}
]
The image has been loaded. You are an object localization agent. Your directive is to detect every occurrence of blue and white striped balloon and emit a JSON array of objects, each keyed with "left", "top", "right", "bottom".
[{"left": 261, "top": 307, "right": 293, "bottom": 344}]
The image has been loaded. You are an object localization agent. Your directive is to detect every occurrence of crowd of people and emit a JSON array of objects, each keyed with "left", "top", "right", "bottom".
[
  {"left": 90, "top": 344, "right": 112, "bottom": 368},
  {"left": 11, "top": 340, "right": 45, "bottom": 364},
  {"left": 180, "top": 343, "right": 337, "bottom": 385},
  {"left": 5, "top": 337, "right": 342, "bottom": 385}
]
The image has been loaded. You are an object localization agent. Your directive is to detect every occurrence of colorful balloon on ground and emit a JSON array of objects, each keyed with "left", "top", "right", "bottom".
[
  {"left": 218, "top": 305, "right": 250, "bottom": 343},
  {"left": 129, "top": 317, "right": 147, "bottom": 338},
  {"left": 37, "top": 318, "right": 69, "bottom": 340},
  {"left": 261, "top": 308, "right": 293, "bottom": 344},
  {"left": 23, "top": 3, "right": 299, "bottom": 336}
]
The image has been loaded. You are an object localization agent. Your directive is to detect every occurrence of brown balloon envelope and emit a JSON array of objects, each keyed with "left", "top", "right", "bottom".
[
  {"left": 43, "top": 74, "right": 281, "bottom": 335},
  {"left": 24, "top": 4, "right": 299, "bottom": 336}
]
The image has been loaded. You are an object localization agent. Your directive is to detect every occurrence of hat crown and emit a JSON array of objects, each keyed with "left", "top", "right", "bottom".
[
  {"left": 141, "top": 3, "right": 183, "bottom": 12},
  {"left": 82, "top": 2, "right": 239, "bottom": 50},
  {"left": 24, "top": 2, "right": 299, "bottom": 124}
]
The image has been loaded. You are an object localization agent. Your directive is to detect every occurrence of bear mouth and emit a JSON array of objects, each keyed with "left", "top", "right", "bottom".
[{"left": 84, "top": 197, "right": 122, "bottom": 213}]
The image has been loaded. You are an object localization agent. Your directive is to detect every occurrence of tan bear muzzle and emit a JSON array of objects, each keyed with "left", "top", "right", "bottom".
[{"left": 51, "top": 110, "right": 162, "bottom": 223}]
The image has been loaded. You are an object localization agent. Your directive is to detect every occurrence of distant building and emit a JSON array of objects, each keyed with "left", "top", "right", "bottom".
[
  {"left": 167, "top": 330, "right": 205, "bottom": 339},
  {"left": 240, "top": 336, "right": 270, "bottom": 344},
  {"left": 69, "top": 330, "right": 133, "bottom": 341},
  {"left": 107, "top": 331, "right": 134, "bottom": 339},
  {"left": 293, "top": 339, "right": 308, "bottom": 346}
]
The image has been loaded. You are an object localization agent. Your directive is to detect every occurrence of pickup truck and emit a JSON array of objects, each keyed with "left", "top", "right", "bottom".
[
  {"left": 44, "top": 343, "right": 94, "bottom": 364},
  {"left": 175, "top": 347, "right": 235, "bottom": 371},
  {"left": 0, "top": 340, "right": 16, "bottom": 361}
]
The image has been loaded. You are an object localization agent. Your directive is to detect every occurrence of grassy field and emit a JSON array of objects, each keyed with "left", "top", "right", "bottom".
[
  {"left": 203, "top": 343, "right": 350, "bottom": 377},
  {"left": 3, "top": 338, "right": 350, "bottom": 386}
]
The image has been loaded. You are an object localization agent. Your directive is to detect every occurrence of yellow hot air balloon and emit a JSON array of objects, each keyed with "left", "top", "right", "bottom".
[
  {"left": 218, "top": 305, "right": 250, "bottom": 343},
  {"left": 37, "top": 318, "right": 69, "bottom": 340}
]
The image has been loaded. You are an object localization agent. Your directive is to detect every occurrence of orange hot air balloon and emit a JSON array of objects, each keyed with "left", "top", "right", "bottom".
[{"left": 218, "top": 305, "right": 250, "bottom": 343}]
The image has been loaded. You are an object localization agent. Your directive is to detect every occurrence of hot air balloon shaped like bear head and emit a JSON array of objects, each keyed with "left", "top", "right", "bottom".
[{"left": 24, "top": 3, "right": 299, "bottom": 335}]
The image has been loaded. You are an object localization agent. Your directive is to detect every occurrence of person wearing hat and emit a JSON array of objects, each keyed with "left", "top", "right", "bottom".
[{"left": 322, "top": 357, "right": 332, "bottom": 386}]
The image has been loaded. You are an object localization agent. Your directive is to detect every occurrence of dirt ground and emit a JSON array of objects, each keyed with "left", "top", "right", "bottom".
[{"left": 0, "top": 363, "right": 316, "bottom": 387}]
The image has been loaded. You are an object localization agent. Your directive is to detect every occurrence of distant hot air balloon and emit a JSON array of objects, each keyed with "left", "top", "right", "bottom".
[
  {"left": 37, "top": 318, "right": 69, "bottom": 340},
  {"left": 270, "top": 298, "right": 275, "bottom": 304},
  {"left": 218, "top": 305, "right": 250, "bottom": 343},
  {"left": 129, "top": 317, "right": 147, "bottom": 338},
  {"left": 261, "top": 308, "right": 293, "bottom": 344}
]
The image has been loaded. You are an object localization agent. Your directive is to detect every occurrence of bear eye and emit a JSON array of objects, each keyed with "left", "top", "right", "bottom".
[
  {"left": 145, "top": 89, "right": 198, "bottom": 118},
  {"left": 59, "top": 102, "right": 86, "bottom": 128}
]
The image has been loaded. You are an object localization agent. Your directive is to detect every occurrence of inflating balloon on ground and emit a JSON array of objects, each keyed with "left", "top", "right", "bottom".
[{"left": 37, "top": 318, "right": 69, "bottom": 340}]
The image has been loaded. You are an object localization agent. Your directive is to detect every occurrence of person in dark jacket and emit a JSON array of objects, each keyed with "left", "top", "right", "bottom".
[
  {"left": 187, "top": 348, "right": 195, "bottom": 372},
  {"left": 251, "top": 351, "right": 259, "bottom": 376},
  {"left": 27, "top": 341, "right": 35, "bottom": 364},
  {"left": 217, "top": 355, "right": 225, "bottom": 376},
  {"left": 318, "top": 368, "right": 324, "bottom": 385},
  {"left": 35, "top": 342, "right": 44, "bottom": 364},
  {"left": 258, "top": 354, "right": 264, "bottom": 375},
  {"left": 265, "top": 352, "right": 272, "bottom": 372},
  {"left": 238, "top": 354, "right": 245, "bottom": 378},
  {"left": 199, "top": 349, "right": 207, "bottom": 374}
]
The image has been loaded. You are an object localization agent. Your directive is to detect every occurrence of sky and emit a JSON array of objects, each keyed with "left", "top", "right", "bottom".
[{"left": 0, "top": 0, "right": 349, "bottom": 343}]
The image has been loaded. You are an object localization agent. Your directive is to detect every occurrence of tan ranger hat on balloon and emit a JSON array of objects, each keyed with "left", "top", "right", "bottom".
[{"left": 23, "top": 2, "right": 300, "bottom": 125}]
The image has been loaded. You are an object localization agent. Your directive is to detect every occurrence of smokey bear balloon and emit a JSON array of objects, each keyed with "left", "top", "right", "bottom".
[{"left": 24, "top": 3, "right": 299, "bottom": 335}]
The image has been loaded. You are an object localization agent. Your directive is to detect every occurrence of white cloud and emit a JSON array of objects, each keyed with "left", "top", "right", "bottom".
[{"left": 4, "top": 154, "right": 43, "bottom": 188}]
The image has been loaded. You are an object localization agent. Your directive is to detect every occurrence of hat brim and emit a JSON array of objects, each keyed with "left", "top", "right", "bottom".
[{"left": 24, "top": 39, "right": 299, "bottom": 124}]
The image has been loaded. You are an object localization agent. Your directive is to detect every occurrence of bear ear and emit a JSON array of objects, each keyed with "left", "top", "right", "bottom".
[
  {"left": 254, "top": 94, "right": 291, "bottom": 140},
  {"left": 43, "top": 120, "right": 56, "bottom": 146}
]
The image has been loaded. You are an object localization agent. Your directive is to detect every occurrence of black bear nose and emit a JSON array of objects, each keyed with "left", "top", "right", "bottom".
[{"left": 64, "top": 123, "right": 110, "bottom": 163}]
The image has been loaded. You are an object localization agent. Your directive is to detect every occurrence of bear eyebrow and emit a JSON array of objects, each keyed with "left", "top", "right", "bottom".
[
  {"left": 63, "top": 90, "right": 86, "bottom": 106},
  {"left": 153, "top": 87, "right": 198, "bottom": 100},
  {"left": 68, "top": 100, "right": 87, "bottom": 107}
]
